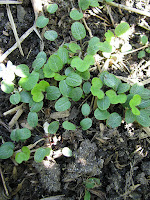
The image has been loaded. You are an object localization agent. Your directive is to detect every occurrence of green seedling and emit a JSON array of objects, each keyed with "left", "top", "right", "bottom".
[
  {"left": 48, "top": 121, "right": 59, "bottom": 134},
  {"left": 138, "top": 35, "right": 150, "bottom": 59},
  {"left": 27, "top": 112, "right": 38, "bottom": 127},
  {"left": 71, "top": 22, "right": 86, "bottom": 40},
  {"left": 0, "top": 142, "right": 15, "bottom": 159},
  {"left": 55, "top": 97, "right": 71, "bottom": 112},
  {"left": 71, "top": 55, "right": 94, "bottom": 72},
  {"left": 81, "top": 103, "right": 90, "bottom": 116},
  {"left": 91, "top": 77, "right": 104, "bottom": 99},
  {"left": 44, "top": 30, "right": 58, "bottom": 41},
  {"left": 10, "top": 128, "right": 31, "bottom": 142},
  {"left": 47, "top": 3, "right": 58, "bottom": 14},
  {"left": 36, "top": 16, "right": 49, "bottom": 28},
  {"left": 83, "top": 82, "right": 91, "bottom": 94},
  {"left": 79, "top": 0, "right": 99, "bottom": 11},
  {"left": 10, "top": 92, "right": 21, "bottom": 105},
  {"left": 62, "top": 121, "right": 76, "bottom": 130},
  {"left": 80, "top": 118, "right": 92, "bottom": 130},
  {"left": 69, "top": 43, "right": 81, "bottom": 53},
  {"left": 129, "top": 94, "right": 141, "bottom": 115},
  {"left": 34, "top": 147, "right": 51, "bottom": 162},
  {"left": 84, "top": 177, "right": 101, "bottom": 200},
  {"left": 31, "top": 80, "right": 49, "bottom": 102},
  {"left": 70, "top": 9, "right": 83, "bottom": 20},
  {"left": 15, "top": 146, "right": 30, "bottom": 164},
  {"left": 93, "top": 72, "right": 150, "bottom": 128}
]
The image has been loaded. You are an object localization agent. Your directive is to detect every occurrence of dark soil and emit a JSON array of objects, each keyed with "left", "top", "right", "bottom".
[{"left": 0, "top": 0, "right": 150, "bottom": 200}]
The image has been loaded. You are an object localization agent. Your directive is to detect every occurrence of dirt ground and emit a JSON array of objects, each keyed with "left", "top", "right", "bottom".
[{"left": 0, "top": 0, "right": 150, "bottom": 200}]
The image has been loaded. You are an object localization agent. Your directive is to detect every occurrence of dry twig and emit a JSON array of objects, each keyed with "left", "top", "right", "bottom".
[
  {"left": 0, "top": 166, "right": 9, "bottom": 197},
  {"left": 0, "top": 1, "right": 22, "bottom": 4},
  {"left": 0, "top": 24, "right": 36, "bottom": 62},
  {"left": 6, "top": 4, "right": 24, "bottom": 56},
  {"left": 105, "top": 1, "right": 150, "bottom": 17},
  {"left": 0, "top": 0, "right": 43, "bottom": 62}
]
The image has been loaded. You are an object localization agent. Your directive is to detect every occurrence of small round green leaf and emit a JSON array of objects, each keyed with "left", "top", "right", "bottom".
[
  {"left": 66, "top": 72, "right": 82, "bottom": 87},
  {"left": 83, "top": 81, "right": 91, "bottom": 94},
  {"left": 87, "top": 37, "right": 101, "bottom": 55},
  {"left": 99, "top": 41, "right": 112, "bottom": 53},
  {"left": 131, "top": 107, "right": 140, "bottom": 116},
  {"left": 138, "top": 50, "right": 145, "bottom": 59},
  {"left": 48, "top": 55, "right": 63, "bottom": 72},
  {"left": 62, "top": 121, "right": 76, "bottom": 130},
  {"left": 130, "top": 84, "right": 150, "bottom": 100},
  {"left": 10, "top": 92, "right": 21, "bottom": 105},
  {"left": 138, "top": 99, "right": 150, "bottom": 109},
  {"left": 62, "top": 147, "right": 72, "bottom": 157},
  {"left": 44, "top": 30, "right": 58, "bottom": 41},
  {"left": 106, "top": 112, "right": 122, "bottom": 128},
  {"left": 34, "top": 147, "right": 51, "bottom": 162},
  {"left": 81, "top": 103, "right": 90, "bottom": 116},
  {"left": 103, "top": 73, "right": 119, "bottom": 89},
  {"left": 94, "top": 108, "right": 110, "bottom": 120},
  {"left": 117, "top": 83, "right": 130, "bottom": 94},
  {"left": 145, "top": 47, "right": 150, "bottom": 53},
  {"left": 97, "top": 96, "right": 110, "bottom": 110},
  {"left": 59, "top": 80, "right": 73, "bottom": 97},
  {"left": 43, "top": 63, "right": 55, "bottom": 78},
  {"left": 57, "top": 47, "right": 69, "bottom": 64},
  {"left": 54, "top": 73, "right": 66, "bottom": 81},
  {"left": 141, "top": 35, "right": 148, "bottom": 45},
  {"left": 46, "top": 86, "right": 61, "bottom": 100},
  {"left": 29, "top": 99, "right": 43, "bottom": 112},
  {"left": 1, "top": 81, "right": 14, "bottom": 94},
  {"left": 27, "top": 112, "right": 38, "bottom": 127},
  {"left": 135, "top": 109, "right": 150, "bottom": 127},
  {"left": 91, "top": 86, "right": 104, "bottom": 99},
  {"left": 115, "top": 22, "right": 130, "bottom": 37},
  {"left": 65, "top": 67, "right": 74, "bottom": 76},
  {"left": 0, "top": 142, "right": 15, "bottom": 159},
  {"left": 92, "top": 77, "right": 103, "bottom": 88},
  {"left": 129, "top": 94, "right": 141, "bottom": 107},
  {"left": 32, "top": 57, "right": 45, "bottom": 71},
  {"left": 20, "top": 91, "right": 32, "bottom": 103},
  {"left": 105, "top": 30, "right": 114, "bottom": 42},
  {"left": 55, "top": 97, "right": 71, "bottom": 111},
  {"left": 125, "top": 109, "right": 136, "bottom": 124},
  {"left": 36, "top": 16, "right": 49, "bottom": 28},
  {"left": 15, "top": 64, "right": 29, "bottom": 77},
  {"left": 70, "top": 9, "right": 83, "bottom": 20},
  {"left": 15, "top": 146, "right": 30, "bottom": 164},
  {"left": 47, "top": 3, "right": 58, "bottom": 14},
  {"left": 36, "top": 51, "right": 47, "bottom": 62},
  {"left": 69, "top": 43, "right": 81, "bottom": 53},
  {"left": 79, "top": 0, "right": 90, "bottom": 10},
  {"left": 10, "top": 128, "right": 31, "bottom": 142},
  {"left": 71, "top": 22, "right": 86, "bottom": 40},
  {"left": 48, "top": 121, "right": 59, "bottom": 134},
  {"left": 19, "top": 71, "right": 39, "bottom": 91},
  {"left": 77, "top": 70, "right": 90, "bottom": 80},
  {"left": 80, "top": 118, "right": 92, "bottom": 130},
  {"left": 69, "top": 87, "right": 83, "bottom": 101}
]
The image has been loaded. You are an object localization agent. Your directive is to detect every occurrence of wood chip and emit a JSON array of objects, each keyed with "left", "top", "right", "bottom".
[{"left": 50, "top": 111, "right": 70, "bottom": 119}]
